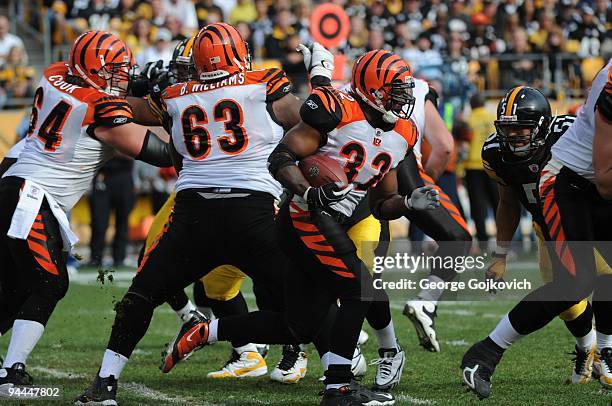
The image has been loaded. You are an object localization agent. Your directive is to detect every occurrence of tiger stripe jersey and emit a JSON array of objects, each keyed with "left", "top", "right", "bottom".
[
  {"left": 551, "top": 58, "right": 611, "bottom": 181},
  {"left": 481, "top": 114, "right": 576, "bottom": 236},
  {"left": 160, "top": 68, "right": 292, "bottom": 196},
  {"left": 299, "top": 85, "right": 417, "bottom": 217},
  {"left": 596, "top": 65, "right": 612, "bottom": 123},
  {"left": 4, "top": 62, "right": 133, "bottom": 211}
]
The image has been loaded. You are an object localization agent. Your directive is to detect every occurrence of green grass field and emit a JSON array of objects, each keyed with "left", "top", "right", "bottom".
[{"left": 0, "top": 267, "right": 610, "bottom": 406}]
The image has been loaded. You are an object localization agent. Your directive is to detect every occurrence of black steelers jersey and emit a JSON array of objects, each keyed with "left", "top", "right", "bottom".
[{"left": 481, "top": 115, "right": 575, "bottom": 231}]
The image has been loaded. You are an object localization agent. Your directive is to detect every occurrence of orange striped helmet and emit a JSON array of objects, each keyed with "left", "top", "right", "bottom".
[
  {"left": 351, "top": 50, "right": 415, "bottom": 123},
  {"left": 192, "top": 23, "right": 250, "bottom": 81},
  {"left": 68, "top": 30, "right": 135, "bottom": 96}
]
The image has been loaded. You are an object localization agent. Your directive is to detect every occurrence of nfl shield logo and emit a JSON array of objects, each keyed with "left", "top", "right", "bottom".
[{"left": 529, "top": 164, "right": 539, "bottom": 173}]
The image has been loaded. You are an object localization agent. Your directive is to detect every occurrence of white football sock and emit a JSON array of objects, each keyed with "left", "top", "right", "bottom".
[
  {"left": 320, "top": 351, "right": 331, "bottom": 371},
  {"left": 208, "top": 319, "right": 219, "bottom": 343},
  {"left": 597, "top": 331, "right": 612, "bottom": 351},
  {"left": 99, "top": 349, "right": 128, "bottom": 379},
  {"left": 175, "top": 301, "right": 197, "bottom": 323},
  {"left": 489, "top": 314, "right": 523, "bottom": 349},
  {"left": 3, "top": 319, "right": 44, "bottom": 368},
  {"left": 197, "top": 306, "right": 215, "bottom": 320},
  {"left": 417, "top": 275, "right": 444, "bottom": 304},
  {"left": 234, "top": 343, "right": 257, "bottom": 354},
  {"left": 373, "top": 320, "right": 398, "bottom": 350},
  {"left": 575, "top": 328, "right": 596, "bottom": 353}
]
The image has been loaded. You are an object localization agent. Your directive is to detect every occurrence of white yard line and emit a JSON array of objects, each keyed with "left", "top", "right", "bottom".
[
  {"left": 29, "top": 366, "right": 86, "bottom": 379},
  {"left": 120, "top": 382, "right": 221, "bottom": 406},
  {"left": 30, "top": 366, "right": 221, "bottom": 406},
  {"left": 395, "top": 394, "right": 435, "bottom": 404}
]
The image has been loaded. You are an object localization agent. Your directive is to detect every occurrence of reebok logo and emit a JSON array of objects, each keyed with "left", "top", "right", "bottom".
[{"left": 306, "top": 100, "right": 318, "bottom": 109}]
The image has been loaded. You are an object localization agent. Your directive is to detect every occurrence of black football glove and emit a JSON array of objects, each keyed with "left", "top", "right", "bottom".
[{"left": 303, "top": 182, "right": 353, "bottom": 209}]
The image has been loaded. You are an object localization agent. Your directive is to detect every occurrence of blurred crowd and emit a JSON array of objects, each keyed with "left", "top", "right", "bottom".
[{"left": 36, "top": 0, "right": 611, "bottom": 94}]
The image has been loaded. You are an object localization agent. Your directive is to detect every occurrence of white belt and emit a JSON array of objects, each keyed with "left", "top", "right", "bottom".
[{"left": 7, "top": 179, "right": 78, "bottom": 251}]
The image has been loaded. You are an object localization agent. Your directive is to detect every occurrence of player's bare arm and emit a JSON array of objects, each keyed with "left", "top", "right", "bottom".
[
  {"left": 494, "top": 184, "right": 521, "bottom": 248},
  {"left": 268, "top": 120, "right": 322, "bottom": 197},
  {"left": 423, "top": 100, "right": 453, "bottom": 180},
  {"left": 94, "top": 122, "right": 172, "bottom": 167},
  {"left": 593, "top": 109, "right": 612, "bottom": 200},
  {"left": 369, "top": 169, "right": 408, "bottom": 220},
  {"left": 127, "top": 96, "right": 163, "bottom": 126},
  {"left": 272, "top": 93, "right": 302, "bottom": 130}
]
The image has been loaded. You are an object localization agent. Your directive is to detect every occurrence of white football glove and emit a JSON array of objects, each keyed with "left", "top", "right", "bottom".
[
  {"left": 404, "top": 186, "right": 440, "bottom": 210},
  {"left": 296, "top": 42, "right": 334, "bottom": 80}
]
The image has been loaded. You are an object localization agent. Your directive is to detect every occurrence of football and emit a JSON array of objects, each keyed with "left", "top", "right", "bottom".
[{"left": 299, "top": 154, "right": 348, "bottom": 188}]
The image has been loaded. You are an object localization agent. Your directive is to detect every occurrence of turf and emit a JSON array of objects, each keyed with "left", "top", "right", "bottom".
[{"left": 0, "top": 268, "right": 609, "bottom": 405}]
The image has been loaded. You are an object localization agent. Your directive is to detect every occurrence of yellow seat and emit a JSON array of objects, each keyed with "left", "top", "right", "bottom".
[{"left": 581, "top": 57, "right": 605, "bottom": 87}]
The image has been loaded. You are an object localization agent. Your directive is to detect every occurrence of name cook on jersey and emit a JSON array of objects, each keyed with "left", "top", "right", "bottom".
[{"left": 373, "top": 278, "right": 533, "bottom": 292}]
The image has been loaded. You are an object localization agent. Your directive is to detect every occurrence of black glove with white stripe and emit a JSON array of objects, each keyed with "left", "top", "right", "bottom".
[{"left": 304, "top": 182, "right": 354, "bottom": 209}]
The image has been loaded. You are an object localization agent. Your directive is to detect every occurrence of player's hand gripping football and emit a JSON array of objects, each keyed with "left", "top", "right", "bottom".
[
  {"left": 304, "top": 182, "right": 354, "bottom": 209},
  {"left": 404, "top": 186, "right": 440, "bottom": 210},
  {"left": 296, "top": 42, "right": 335, "bottom": 80},
  {"left": 485, "top": 252, "right": 508, "bottom": 293}
]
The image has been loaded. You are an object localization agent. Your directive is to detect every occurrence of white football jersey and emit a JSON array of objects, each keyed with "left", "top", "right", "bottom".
[
  {"left": 161, "top": 68, "right": 292, "bottom": 198},
  {"left": 301, "top": 87, "right": 417, "bottom": 217},
  {"left": 411, "top": 78, "right": 433, "bottom": 154},
  {"left": 552, "top": 58, "right": 612, "bottom": 181},
  {"left": 5, "top": 138, "right": 26, "bottom": 159},
  {"left": 4, "top": 62, "right": 133, "bottom": 211}
]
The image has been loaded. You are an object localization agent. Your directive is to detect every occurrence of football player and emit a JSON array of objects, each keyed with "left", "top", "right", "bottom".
[
  {"left": 461, "top": 60, "right": 612, "bottom": 399},
  {"left": 161, "top": 48, "right": 440, "bottom": 405},
  {"left": 0, "top": 30, "right": 172, "bottom": 394},
  {"left": 398, "top": 74, "right": 472, "bottom": 354},
  {"left": 76, "top": 23, "right": 302, "bottom": 405},
  {"left": 139, "top": 37, "right": 300, "bottom": 381},
  {"left": 480, "top": 86, "right": 610, "bottom": 384}
]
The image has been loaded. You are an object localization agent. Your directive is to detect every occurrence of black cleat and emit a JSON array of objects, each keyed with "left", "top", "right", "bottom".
[
  {"left": 75, "top": 375, "right": 118, "bottom": 405},
  {"left": 320, "top": 381, "right": 395, "bottom": 405},
  {"left": 460, "top": 339, "right": 503, "bottom": 399},
  {"left": 0, "top": 363, "right": 33, "bottom": 397}
]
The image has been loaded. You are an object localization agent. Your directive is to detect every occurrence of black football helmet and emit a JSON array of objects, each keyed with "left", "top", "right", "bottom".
[
  {"left": 169, "top": 36, "right": 197, "bottom": 82},
  {"left": 495, "top": 86, "right": 552, "bottom": 163}
]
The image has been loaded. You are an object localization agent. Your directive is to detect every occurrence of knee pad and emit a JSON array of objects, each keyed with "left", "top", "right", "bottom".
[
  {"left": 115, "top": 291, "right": 155, "bottom": 316},
  {"left": 558, "top": 299, "right": 588, "bottom": 321}
]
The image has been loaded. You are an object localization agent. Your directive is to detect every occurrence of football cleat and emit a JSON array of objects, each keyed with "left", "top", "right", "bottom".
[
  {"left": 270, "top": 344, "right": 308, "bottom": 384},
  {"left": 207, "top": 350, "right": 267, "bottom": 379},
  {"left": 161, "top": 310, "right": 210, "bottom": 373},
  {"left": 320, "top": 381, "right": 395, "bottom": 406},
  {"left": 256, "top": 344, "right": 270, "bottom": 359},
  {"left": 0, "top": 363, "right": 33, "bottom": 398},
  {"left": 351, "top": 345, "right": 367, "bottom": 378},
  {"left": 74, "top": 374, "right": 118, "bottom": 405},
  {"left": 460, "top": 340, "right": 503, "bottom": 399},
  {"left": 358, "top": 330, "right": 369, "bottom": 346},
  {"left": 371, "top": 343, "right": 406, "bottom": 391},
  {"left": 597, "top": 347, "right": 612, "bottom": 388},
  {"left": 403, "top": 300, "right": 439, "bottom": 352},
  {"left": 568, "top": 343, "right": 596, "bottom": 384}
]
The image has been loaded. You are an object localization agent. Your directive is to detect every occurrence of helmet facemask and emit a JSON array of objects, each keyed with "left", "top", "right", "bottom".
[
  {"left": 495, "top": 115, "right": 548, "bottom": 162},
  {"left": 372, "top": 77, "right": 416, "bottom": 123},
  {"left": 169, "top": 57, "right": 197, "bottom": 83},
  {"left": 97, "top": 56, "right": 134, "bottom": 97}
]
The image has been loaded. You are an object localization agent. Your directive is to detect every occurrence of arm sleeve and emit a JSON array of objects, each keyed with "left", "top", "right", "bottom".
[
  {"left": 424, "top": 85, "right": 439, "bottom": 107},
  {"left": 299, "top": 87, "right": 343, "bottom": 139},
  {"left": 91, "top": 96, "right": 134, "bottom": 127},
  {"left": 264, "top": 68, "right": 293, "bottom": 102},
  {"left": 596, "top": 70, "right": 612, "bottom": 123}
]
